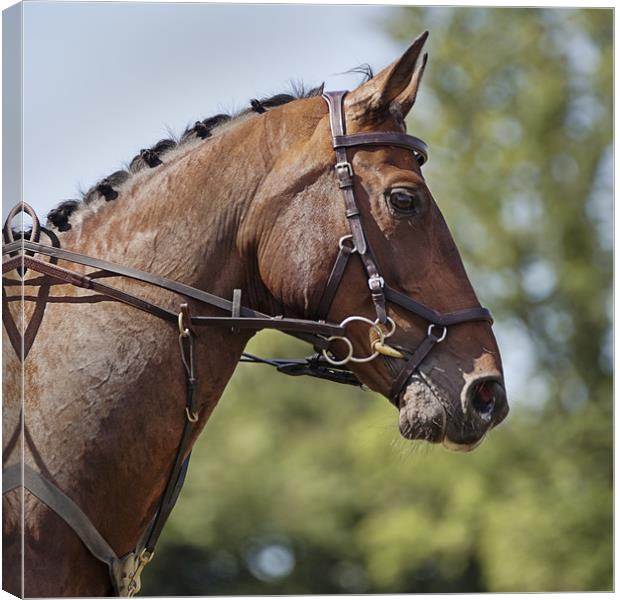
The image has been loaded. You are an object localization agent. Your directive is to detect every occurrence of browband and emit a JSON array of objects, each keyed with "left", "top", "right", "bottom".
[{"left": 332, "top": 132, "right": 428, "bottom": 165}]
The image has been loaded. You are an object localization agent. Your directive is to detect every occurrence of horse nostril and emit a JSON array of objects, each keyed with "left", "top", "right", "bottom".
[{"left": 469, "top": 380, "right": 505, "bottom": 423}]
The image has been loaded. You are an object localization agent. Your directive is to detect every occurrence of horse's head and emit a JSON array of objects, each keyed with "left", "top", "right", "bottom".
[{"left": 247, "top": 32, "right": 508, "bottom": 451}]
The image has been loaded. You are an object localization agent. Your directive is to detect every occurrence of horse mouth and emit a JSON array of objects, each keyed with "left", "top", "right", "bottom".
[
  {"left": 398, "top": 414, "right": 446, "bottom": 444},
  {"left": 396, "top": 374, "right": 490, "bottom": 452},
  {"left": 397, "top": 374, "right": 447, "bottom": 444}
]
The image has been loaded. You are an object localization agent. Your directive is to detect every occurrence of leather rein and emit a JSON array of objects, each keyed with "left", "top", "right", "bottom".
[{"left": 2, "top": 90, "right": 492, "bottom": 596}]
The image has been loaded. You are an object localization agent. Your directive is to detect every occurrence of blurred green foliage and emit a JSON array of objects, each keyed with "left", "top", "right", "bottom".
[{"left": 143, "top": 7, "right": 612, "bottom": 594}]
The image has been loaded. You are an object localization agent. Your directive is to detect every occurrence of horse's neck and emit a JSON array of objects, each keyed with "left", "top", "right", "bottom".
[
  {"left": 23, "top": 115, "right": 285, "bottom": 570},
  {"left": 70, "top": 119, "right": 269, "bottom": 300}
]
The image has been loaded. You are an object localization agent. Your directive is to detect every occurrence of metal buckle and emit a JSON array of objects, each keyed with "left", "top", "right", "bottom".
[
  {"left": 335, "top": 161, "right": 353, "bottom": 187},
  {"left": 125, "top": 549, "right": 156, "bottom": 597},
  {"left": 368, "top": 274, "right": 385, "bottom": 292},
  {"left": 335, "top": 161, "right": 353, "bottom": 176}
]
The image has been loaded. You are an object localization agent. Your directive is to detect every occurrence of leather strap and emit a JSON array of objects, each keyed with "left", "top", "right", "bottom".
[
  {"left": 3, "top": 463, "right": 118, "bottom": 569},
  {"left": 389, "top": 333, "right": 439, "bottom": 404},
  {"left": 2, "top": 286, "right": 22, "bottom": 357},
  {"left": 322, "top": 91, "right": 368, "bottom": 256},
  {"left": 332, "top": 132, "right": 428, "bottom": 165},
  {"left": 5, "top": 240, "right": 261, "bottom": 319},
  {"left": 315, "top": 244, "right": 352, "bottom": 320},
  {"left": 4, "top": 254, "right": 177, "bottom": 323},
  {"left": 3, "top": 242, "right": 342, "bottom": 349},
  {"left": 3, "top": 202, "right": 41, "bottom": 246},
  {"left": 142, "top": 455, "right": 190, "bottom": 555},
  {"left": 141, "top": 322, "right": 199, "bottom": 560},
  {"left": 190, "top": 315, "right": 341, "bottom": 336},
  {"left": 384, "top": 285, "right": 493, "bottom": 326},
  {"left": 322, "top": 91, "right": 388, "bottom": 323}
]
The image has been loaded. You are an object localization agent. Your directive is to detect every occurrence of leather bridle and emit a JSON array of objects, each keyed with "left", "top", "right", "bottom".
[
  {"left": 2, "top": 90, "right": 492, "bottom": 596},
  {"left": 318, "top": 91, "right": 492, "bottom": 404}
]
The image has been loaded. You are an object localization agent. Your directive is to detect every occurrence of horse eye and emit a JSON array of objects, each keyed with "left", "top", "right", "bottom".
[{"left": 387, "top": 188, "right": 419, "bottom": 215}]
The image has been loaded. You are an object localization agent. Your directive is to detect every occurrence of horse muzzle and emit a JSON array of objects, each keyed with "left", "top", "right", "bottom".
[{"left": 397, "top": 373, "right": 508, "bottom": 451}]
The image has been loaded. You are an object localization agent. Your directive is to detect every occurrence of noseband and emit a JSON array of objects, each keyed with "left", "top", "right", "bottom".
[{"left": 2, "top": 90, "right": 492, "bottom": 596}]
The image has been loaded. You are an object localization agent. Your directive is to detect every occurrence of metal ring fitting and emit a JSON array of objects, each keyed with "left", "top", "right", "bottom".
[
  {"left": 338, "top": 234, "right": 358, "bottom": 253},
  {"left": 427, "top": 324, "right": 447, "bottom": 342},
  {"left": 383, "top": 317, "right": 397, "bottom": 339},
  {"left": 322, "top": 336, "right": 354, "bottom": 366},
  {"left": 185, "top": 407, "right": 199, "bottom": 423},
  {"left": 322, "top": 316, "right": 396, "bottom": 366},
  {"left": 178, "top": 312, "right": 190, "bottom": 338},
  {"left": 340, "top": 315, "right": 385, "bottom": 364}
]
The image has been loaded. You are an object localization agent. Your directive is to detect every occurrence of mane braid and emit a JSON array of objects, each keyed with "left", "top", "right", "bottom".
[
  {"left": 45, "top": 81, "right": 326, "bottom": 232},
  {"left": 47, "top": 200, "right": 82, "bottom": 232}
]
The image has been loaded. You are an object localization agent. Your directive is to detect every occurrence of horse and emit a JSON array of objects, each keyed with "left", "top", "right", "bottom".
[{"left": 2, "top": 32, "right": 508, "bottom": 597}]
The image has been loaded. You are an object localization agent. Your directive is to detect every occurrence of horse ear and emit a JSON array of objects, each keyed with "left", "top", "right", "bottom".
[
  {"left": 345, "top": 31, "right": 429, "bottom": 124},
  {"left": 395, "top": 51, "right": 428, "bottom": 117}
]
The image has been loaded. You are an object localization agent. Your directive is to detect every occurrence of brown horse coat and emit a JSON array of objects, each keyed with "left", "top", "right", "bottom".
[{"left": 3, "top": 33, "right": 507, "bottom": 596}]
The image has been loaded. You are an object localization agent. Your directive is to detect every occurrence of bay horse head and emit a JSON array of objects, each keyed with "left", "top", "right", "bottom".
[
  {"left": 248, "top": 32, "right": 508, "bottom": 450},
  {"left": 3, "top": 31, "right": 509, "bottom": 597}
]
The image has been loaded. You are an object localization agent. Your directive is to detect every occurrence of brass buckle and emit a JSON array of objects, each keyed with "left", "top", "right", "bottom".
[{"left": 125, "top": 549, "right": 155, "bottom": 597}]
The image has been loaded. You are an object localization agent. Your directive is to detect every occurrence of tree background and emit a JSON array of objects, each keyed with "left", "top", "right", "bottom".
[{"left": 143, "top": 7, "right": 612, "bottom": 594}]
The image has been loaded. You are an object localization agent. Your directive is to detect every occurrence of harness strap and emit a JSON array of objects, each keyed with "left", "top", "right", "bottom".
[
  {"left": 3, "top": 463, "right": 119, "bottom": 570},
  {"left": 384, "top": 285, "right": 493, "bottom": 326},
  {"left": 2, "top": 243, "right": 342, "bottom": 349},
  {"left": 2, "top": 286, "right": 22, "bottom": 357},
  {"left": 142, "top": 331, "right": 197, "bottom": 556},
  {"left": 389, "top": 332, "right": 440, "bottom": 403},
  {"left": 1, "top": 329, "right": 200, "bottom": 597},
  {"left": 322, "top": 91, "right": 368, "bottom": 256},
  {"left": 143, "top": 454, "right": 191, "bottom": 554},
  {"left": 322, "top": 91, "right": 388, "bottom": 324},
  {"left": 332, "top": 132, "right": 428, "bottom": 165},
  {"left": 315, "top": 243, "right": 353, "bottom": 321},
  {"left": 3, "top": 202, "right": 41, "bottom": 246}
]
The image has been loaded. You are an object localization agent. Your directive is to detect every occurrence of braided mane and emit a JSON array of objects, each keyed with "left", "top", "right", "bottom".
[{"left": 46, "top": 84, "right": 326, "bottom": 233}]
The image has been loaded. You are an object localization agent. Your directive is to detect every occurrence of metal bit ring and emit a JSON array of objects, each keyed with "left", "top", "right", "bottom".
[
  {"left": 340, "top": 315, "right": 384, "bottom": 363},
  {"left": 322, "top": 336, "right": 354, "bottom": 366}
]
